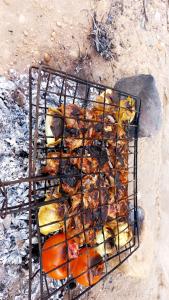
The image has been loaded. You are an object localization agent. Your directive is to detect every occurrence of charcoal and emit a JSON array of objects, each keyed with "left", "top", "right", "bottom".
[{"left": 114, "top": 75, "right": 162, "bottom": 137}]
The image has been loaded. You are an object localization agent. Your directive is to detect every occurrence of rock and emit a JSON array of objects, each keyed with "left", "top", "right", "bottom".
[
  {"left": 44, "top": 52, "right": 51, "bottom": 63},
  {"left": 12, "top": 89, "right": 26, "bottom": 107},
  {"left": 23, "top": 30, "right": 28, "bottom": 37},
  {"left": 114, "top": 75, "right": 162, "bottom": 137},
  {"left": 56, "top": 21, "right": 62, "bottom": 27},
  {"left": 51, "top": 31, "right": 56, "bottom": 38}
]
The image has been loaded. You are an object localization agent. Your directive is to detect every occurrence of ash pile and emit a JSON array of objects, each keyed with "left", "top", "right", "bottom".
[{"left": 0, "top": 72, "right": 40, "bottom": 300}]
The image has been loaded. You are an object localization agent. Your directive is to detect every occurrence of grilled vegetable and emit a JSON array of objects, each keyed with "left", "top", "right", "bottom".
[
  {"left": 95, "top": 226, "right": 115, "bottom": 256},
  {"left": 38, "top": 190, "right": 68, "bottom": 235},
  {"left": 115, "top": 97, "right": 136, "bottom": 124},
  {"left": 45, "top": 108, "right": 63, "bottom": 147},
  {"left": 94, "top": 89, "right": 115, "bottom": 112},
  {"left": 42, "top": 233, "right": 79, "bottom": 280},
  {"left": 70, "top": 247, "right": 104, "bottom": 287},
  {"left": 114, "top": 222, "right": 133, "bottom": 248}
]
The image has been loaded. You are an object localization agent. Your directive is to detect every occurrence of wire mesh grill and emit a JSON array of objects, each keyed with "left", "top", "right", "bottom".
[
  {"left": 28, "top": 65, "right": 140, "bottom": 300},
  {"left": 0, "top": 64, "right": 140, "bottom": 300}
]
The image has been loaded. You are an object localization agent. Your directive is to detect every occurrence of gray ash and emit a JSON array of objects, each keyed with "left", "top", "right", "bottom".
[{"left": 0, "top": 72, "right": 40, "bottom": 300}]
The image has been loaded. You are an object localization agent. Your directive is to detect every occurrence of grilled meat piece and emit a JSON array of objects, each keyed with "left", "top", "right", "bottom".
[
  {"left": 71, "top": 146, "right": 111, "bottom": 174},
  {"left": 60, "top": 103, "right": 85, "bottom": 130},
  {"left": 108, "top": 199, "right": 128, "bottom": 218},
  {"left": 82, "top": 174, "right": 111, "bottom": 191},
  {"left": 59, "top": 160, "right": 82, "bottom": 195},
  {"left": 41, "top": 152, "right": 61, "bottom": 175},
  {"left": 41, "top": 152, "right": 81, "bottom": 195},
  {"left": 83, "top": 188, "right": 114, "bottom": 209}
]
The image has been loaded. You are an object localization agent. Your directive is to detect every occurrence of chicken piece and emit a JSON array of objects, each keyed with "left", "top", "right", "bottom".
[
  {"left": 41, "top": 152, "right": 60, "bottom": 175},
  {"left": 41, "top": 152, "right": 82, "bottom": 196},
  {"left": 65, "top": 134, "right": 91, "bottom": 150},
  {"left": 67, "top": 193, "right": 110, "bottom": 242},
  {"left": 71, "top": 155, "right": 99, "bottom": 174},
  {"left": 67, "top": 226, "right": 96, "bottom": 247},
  {"left": 108, "top": 199, "right": 128, "bottom": 219},
  {"left": 119, "top": 169, "right": 128, "bottom": 185},
  {"left": 107, "top": 139, "right": 128, "bottom": 170},
  {"left": 45, "top": 107, "right": 63, "bottom": 147},
  {"left": 60, "top": 104, "right": 93, "bottom": 150},
  {"left": 59, "top": 160, "right": 82, "bottom": 195},
  {"left": 66, "top": 194, "right": 95, "bottom": 245},
  {"left": 60, "top": 103, "right": 85, "bottom": 130},
  {"left": 83, "top": 187, "right": 114, "bottom": 209},
  {"left": 71, "top": 146, "right": 111, "bottom": 174},
  {"left": 65, "top": 136, "right": 83, "bottom": 150},
  {"left": 82, "top": 174, "right": 110, "bottom": 191},
  {"left": 61, "top": 181, "right": 81, "bottom": 196}
]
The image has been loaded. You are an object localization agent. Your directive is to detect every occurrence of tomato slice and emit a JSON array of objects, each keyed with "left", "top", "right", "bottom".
[
  {"left": 42, "top": 233, "right": 78, "bottom": 280},
  {"left": 70, "top": 247, "right": 104, "bottom": 287}
]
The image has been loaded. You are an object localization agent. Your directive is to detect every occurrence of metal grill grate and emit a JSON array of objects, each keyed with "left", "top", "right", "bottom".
[
  {"left": 0, "top": 65, "right": 140, "bottom": 300},
  {"left": 29, "top": 65, "right": 140, "bottom": 299}
]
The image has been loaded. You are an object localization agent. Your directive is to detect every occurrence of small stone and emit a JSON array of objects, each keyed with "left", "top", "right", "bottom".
[
  {"left": 69, "top": 48, "right": 79, "bottom": 59},
  {"left": 56, "top": 21, "right": 62, "bottom": 27},
  {"left": 23, "top": 30, "right": 28, "bottom": 37},
  {"left": 51, "top": 31, "right": 56, "bottom": 38},
  {"left": 51, "top": 37, "right": 54, "bottom": 41},
  {"left": 44, "top": 52, "right": 51, "bottom": 63},
  {"left": 12, "top": 89, "right": 26, "bottom": 107},
  {"left": 33, "top": 50, "right": 39, "bottom": 56},
  {"left": 114, "top": 75, "right": 162, "bottom": 137}
]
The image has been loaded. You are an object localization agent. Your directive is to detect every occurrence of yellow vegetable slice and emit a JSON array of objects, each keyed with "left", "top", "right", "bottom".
[
  {"left": 94, "top": 89, "right": 115, "bottom": 112},
  {"left": 38, "top": 203, "right": 64, "bottom": 235},
  {"left": 115, "top": 96, "right": 136, "bottom": 124},
  {"left": 38, "top": 188, "right": 66, "bottom": 235},
  {"left": 45, "top": 107, "right": 63, "bottom": 147},
  {"left": 114, "top": 222, "right": 133, "bottom": 248}
]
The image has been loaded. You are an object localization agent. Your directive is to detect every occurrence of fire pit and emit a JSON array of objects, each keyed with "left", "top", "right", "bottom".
[{"left": 0, "top": 65, "right": 140, "bottom": 300}]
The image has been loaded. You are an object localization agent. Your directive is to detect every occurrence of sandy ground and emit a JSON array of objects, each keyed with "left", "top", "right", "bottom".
[{"left": 1, "top": 0, "right": 169, "bottom": 299}]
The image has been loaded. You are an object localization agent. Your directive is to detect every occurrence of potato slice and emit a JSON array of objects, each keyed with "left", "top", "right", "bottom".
[{"left": 45, "top": 107, "right": 63, "bottom": 147}]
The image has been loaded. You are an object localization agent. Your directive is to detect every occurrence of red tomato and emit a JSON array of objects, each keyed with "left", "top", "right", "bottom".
[
  {"left": 70, "top": 247, "right": 104, "bottom": 287},
  {"left": 42, "top": 233, "right": 78, "bottom": 280}
]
